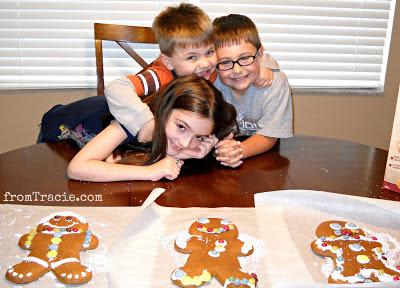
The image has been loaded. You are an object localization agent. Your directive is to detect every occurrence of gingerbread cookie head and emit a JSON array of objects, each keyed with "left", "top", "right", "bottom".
[
  {"left": 6, "top": 211, "right": 98, "bottom": 285},
  {"left": 37, "top": 212, "right": 89, "bottom": 233},
  {"left": 190, "top": 217, "right": 239, "bottom": 240},
  {"left": 311, "top": 220, "right": 400, "bottom": 284},
  {"left": 314, "top": 220, "right": 365, "bottom": 239}
]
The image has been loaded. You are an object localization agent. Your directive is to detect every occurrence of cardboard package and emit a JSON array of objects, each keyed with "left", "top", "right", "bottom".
[{"left": 383, "top": 85, "right": 400, "bottom": 193}]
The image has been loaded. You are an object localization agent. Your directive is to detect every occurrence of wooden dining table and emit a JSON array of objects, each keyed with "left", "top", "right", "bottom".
[{"left": 0, "top": 134, "right": 399, "bottom": 207}]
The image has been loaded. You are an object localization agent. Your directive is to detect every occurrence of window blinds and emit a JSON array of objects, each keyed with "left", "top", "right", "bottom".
[{"left": 0, "top": 0, "right": 396, "bottom": 90}]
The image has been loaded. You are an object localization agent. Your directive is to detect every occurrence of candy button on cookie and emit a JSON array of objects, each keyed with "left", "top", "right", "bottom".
[
  {"left": 174, "top": 269, "right": 185, "bottom": 278},
  {"left": 193, "top": 276, "right": 202, "bottom": 286},
  {"left": 202, "top": 271, "right": 211, "bottom": 282},
  {"left": 357, "top": 255, "right": 370, "bottom": 264},
  {"left": 51, "top": 237, "right": 62, "bottom": 244},
  {"left": 181, "top": 275, "right": 192, "bottom": 286},
  {"left": 47, "top": 250, "right": 58, "bottom": 258}
]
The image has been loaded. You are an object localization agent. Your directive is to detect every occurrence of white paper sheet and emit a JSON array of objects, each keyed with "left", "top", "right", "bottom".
[{"left": 1, "top": 189, "right": 400, "bottom": 288}]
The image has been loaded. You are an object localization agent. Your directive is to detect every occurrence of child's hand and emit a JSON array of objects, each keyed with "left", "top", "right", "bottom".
[
  {"left": 214, "top": 132, "right": 243, "bottom": 168},
  {"left": 253, "top": 68, "right": 273, "bottom": 89},
  {"left": 149, "top": 157, "right": 184, "bottom": 181},
  {"left": 177, "top": 134, "right": 219, "bottom": 160}
]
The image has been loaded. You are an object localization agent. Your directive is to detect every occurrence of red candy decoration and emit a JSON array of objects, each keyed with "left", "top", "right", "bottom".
[
  {"left": 48, "top": 228, "right": 53, "bottom": 232},
  {"left": 394, "top": 276, "right": 399, "bottom": 281},
  {"left": 207, "top": 228, "right": 213, "bottom": 232},
  {"left": 223, "top": 225, "right": 229, "bottom": 231},
  {"left": 197, "top": 225, "right": 203, "bottom": 229},
  {"left": 322, "top": 243, "right": 328, "bottom": 247},
  {"left": 72, "top": 228, "right": 79, "bottom": 232},
  {"left": 354, "top": 235, "right": 360, "bottom": 239},
  {"left": 396, "top": 266, "right": 400, "bottom": 270},
  {"left": 372, "top": 236, "right": 378, "bottom": 241},
  {"left": 218, "top": 239, "right": 224, "bottom": 243},
  {"left": 251, "top": 273, "right": 257, "bottom": 278}
]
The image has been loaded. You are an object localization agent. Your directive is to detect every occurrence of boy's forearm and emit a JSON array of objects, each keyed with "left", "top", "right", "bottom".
[
  {"left": 105, "top": 76, "right": 154, "bottom": 136},
  {"left": 240, "top": 134, "right": 278, "bottom": 159}
]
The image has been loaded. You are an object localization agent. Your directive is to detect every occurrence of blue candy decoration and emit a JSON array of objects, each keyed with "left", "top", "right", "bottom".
[
  {"left": 175, "top": 269, "right": 185, "bottom": 278},
  {"left": 49, "top": 244, "right": 59, "bottom": 251}
]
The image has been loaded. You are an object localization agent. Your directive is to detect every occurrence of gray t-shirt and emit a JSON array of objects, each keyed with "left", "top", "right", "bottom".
[{"left": 214, "top": 71, "right": 293, "bottom": 138}]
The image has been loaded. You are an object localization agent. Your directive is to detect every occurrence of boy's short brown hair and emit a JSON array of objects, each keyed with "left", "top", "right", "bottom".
[
  {"left": 213, "top": 14, "right": 261, "bottom": 50},
  {"left": 152, "top": 3, "right": 214, "bottom": 57}
]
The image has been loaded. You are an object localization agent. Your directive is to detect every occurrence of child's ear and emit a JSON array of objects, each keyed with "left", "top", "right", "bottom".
[
  {"left": 258, "top": 45, "right": 264, "bottom": 63},
  {"left": 160, "top": 53, "right": 174, "bottom": 70}
]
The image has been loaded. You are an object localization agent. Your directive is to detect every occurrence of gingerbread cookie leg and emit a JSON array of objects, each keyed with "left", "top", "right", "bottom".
[
  {"left": 6, "top": 256, "right": 50, "bottom": 284},
  {"left": 172, "top": 268, "right": 212, "bottom": 287},
  {"left": 51, "top": 258, "right": 93, "bottom": 284}
]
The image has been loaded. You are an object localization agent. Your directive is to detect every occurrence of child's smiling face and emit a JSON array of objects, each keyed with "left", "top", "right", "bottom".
[
  {"left": 163, "top": 43, "right": 217, "bottom": 80},
  {"left": 165, "top": 109, "right": 214, "bottom": 156},
  {"left": 216, "top": 42, "right": 263, "bottom": 98}
]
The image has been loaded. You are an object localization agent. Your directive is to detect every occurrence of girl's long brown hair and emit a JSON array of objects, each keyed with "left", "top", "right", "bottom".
[{"left": 116, "top": 75, "right": 237, "bottom": 165}]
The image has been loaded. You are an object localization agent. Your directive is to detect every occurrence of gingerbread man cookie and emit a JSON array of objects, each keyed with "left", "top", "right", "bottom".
[
  {"left": 171, "top": 217, "right": 258, "bottom": 287},
  {"left": 311, "top": 220, "right": 400, "bottom": 284},
  {"left": 6, "top": 212, "right": 99, "bottom": 285}
]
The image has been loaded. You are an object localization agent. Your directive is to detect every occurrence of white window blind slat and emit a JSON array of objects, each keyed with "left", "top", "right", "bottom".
[{"left": 0, "top": 0, "right": 396, "bottom": 90}]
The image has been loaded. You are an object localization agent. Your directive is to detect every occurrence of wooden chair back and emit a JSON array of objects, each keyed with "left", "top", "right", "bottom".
[{"left": 94, "top": 23, "right": 158, "bottom": 95}]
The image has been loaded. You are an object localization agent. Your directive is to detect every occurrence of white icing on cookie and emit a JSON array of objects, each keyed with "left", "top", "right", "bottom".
[
  {"left": 349, "top": 243, "right": 365, "bottom": 252},
  {"left": 23, "top": 256, "right": 49, "bottom": 268},
  {"left": 39, "top": 212, "right": 87, "bottom": 225},
  {"left": 197, "top": 217, "right": 210, "bottom": 224},
  {"left": 221, "top": 219, "right": 231, "bottom": 225},
  {"left": 50, "top": 257, "right": 79, "bottom": 269},
  {"left": 330, "top": 223, "right": 341, "bottom": 230},
  {"left": 208, "top": 250, "right": 220, "bottom": 257}
]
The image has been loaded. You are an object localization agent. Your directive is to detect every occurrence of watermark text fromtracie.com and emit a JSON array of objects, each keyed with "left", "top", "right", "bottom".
[{"left": 3, "top": 191, "right": 103, "bottom": 203}]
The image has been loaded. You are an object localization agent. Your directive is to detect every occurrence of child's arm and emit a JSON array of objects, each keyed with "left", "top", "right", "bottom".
[
  {"left": 67, "top": 121, "right": 183, "bottom": 182},
  {"left": 105, "top": 61, "right": 174, "bottom": 141},
  {"left": 253, "top": 52, "right": 281, "bottom": 89},
  {"left": 239, "top": 134, "right": 278, "bottom": 159},
  {"left": 105, "top": 77, "right": 154, "bottom": 142}
]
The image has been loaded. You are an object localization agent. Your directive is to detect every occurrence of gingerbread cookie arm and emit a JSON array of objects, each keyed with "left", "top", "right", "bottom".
[
  {"left": 174, "top": 237, "right": 200, "bottom": 254},
  {"left": 232, "top": 239, "right": 254, "bottom": 257},
  {"left": 17, "top": 234, "right": 32, "bottom": 250},
  {"left": 79, "top": 232, "right": 99, "bottom": 251}
]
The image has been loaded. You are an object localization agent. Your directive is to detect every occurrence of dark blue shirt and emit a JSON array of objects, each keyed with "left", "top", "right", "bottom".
[{"left": 40, "top": 95, "right": 137, "bottom": 148}]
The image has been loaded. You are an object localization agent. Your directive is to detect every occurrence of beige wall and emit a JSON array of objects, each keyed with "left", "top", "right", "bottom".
[{"left": 0, "top": 1, "right": 399, "bottom": 154}]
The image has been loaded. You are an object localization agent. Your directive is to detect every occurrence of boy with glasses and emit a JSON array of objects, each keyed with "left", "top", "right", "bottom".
[{"left": 213, "top": 14, "right": 293, "bottom": 168}]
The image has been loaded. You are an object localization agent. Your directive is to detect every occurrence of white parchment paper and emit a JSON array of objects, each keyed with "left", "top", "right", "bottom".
[{"left": 1, "top": 188, "right": 400, "bottom": 288}]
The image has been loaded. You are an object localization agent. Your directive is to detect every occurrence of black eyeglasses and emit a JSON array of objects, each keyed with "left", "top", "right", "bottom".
[{"left": 216, "top": 49, "right": 259, "bottom": 71}]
